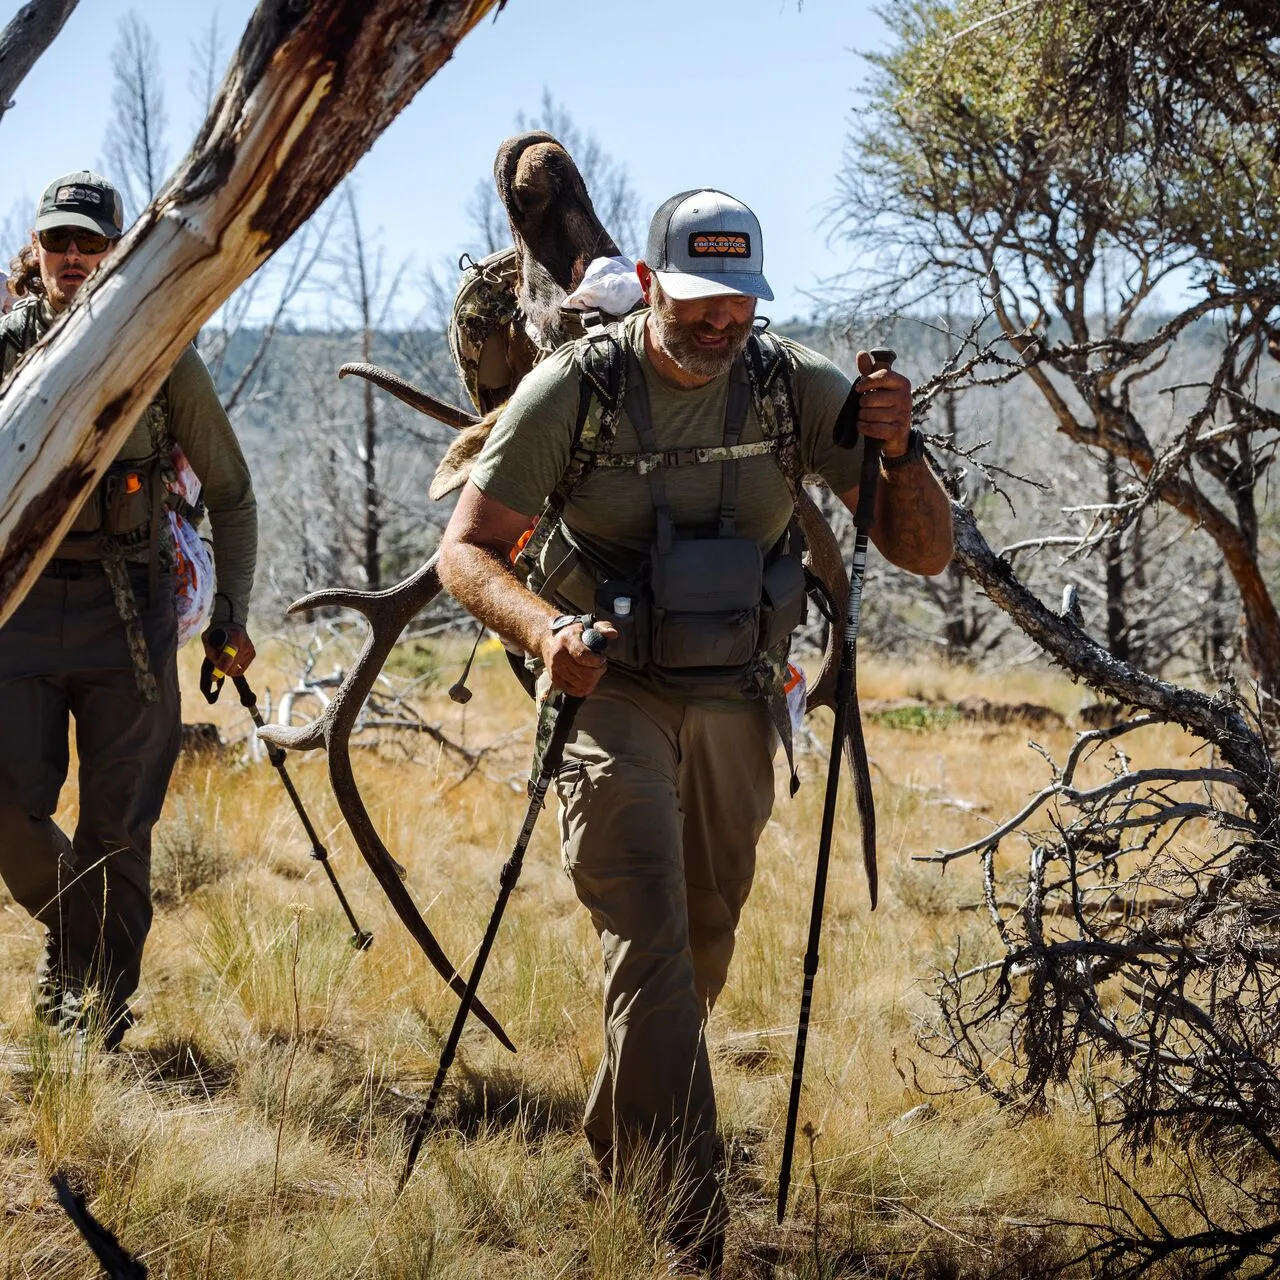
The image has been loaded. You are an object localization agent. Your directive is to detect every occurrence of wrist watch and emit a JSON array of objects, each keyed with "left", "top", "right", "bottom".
[
  {"left": 549, "top": 613, "right": 587, "bottom": 634},
  {"left": 881, "top": 427, "right": 925, "bottom": 470}
]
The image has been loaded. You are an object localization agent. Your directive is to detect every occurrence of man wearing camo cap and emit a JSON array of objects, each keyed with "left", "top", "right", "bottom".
[
  {"left": 439, "top": 189, "right": 953, "bottom": 1272},
  {"left": 0, "top": 171, "right": 259, "bottom": 1048}
]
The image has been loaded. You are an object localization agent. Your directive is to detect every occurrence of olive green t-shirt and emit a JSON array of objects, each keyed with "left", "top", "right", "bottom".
[{"left": 470, "top": 311, "right": 863, "bottom": 582}]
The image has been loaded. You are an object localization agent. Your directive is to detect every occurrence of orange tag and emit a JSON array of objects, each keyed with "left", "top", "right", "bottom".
[
  {"left": 125, "top": 473, "right": 143, "bottom": 494},
  {"left": 509, "top": 522, "right": 536, "bottom": 565}
]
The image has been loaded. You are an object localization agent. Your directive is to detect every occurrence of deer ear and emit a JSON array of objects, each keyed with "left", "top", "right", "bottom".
[{"left": 429, "top": 421, "right": 493, "bottom": 501}]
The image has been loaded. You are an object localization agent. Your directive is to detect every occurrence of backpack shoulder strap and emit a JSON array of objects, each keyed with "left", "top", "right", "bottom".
[
  {"left": 744, "top": 329, "right": 802, "bottom": 493},
  {"left": 516, "top": 322, "right": 628, "bottom": 571},
  {"left": 0, "top": 301, "right": 41, "bottom": 380}
]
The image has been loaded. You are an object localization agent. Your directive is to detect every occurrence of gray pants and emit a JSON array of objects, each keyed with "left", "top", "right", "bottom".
[
  {"left": 0, "top": 562, "right": 180, "bottom": 1031},
  {"left": 554, "top": 671, "right": 777, "bottom": 1248}
]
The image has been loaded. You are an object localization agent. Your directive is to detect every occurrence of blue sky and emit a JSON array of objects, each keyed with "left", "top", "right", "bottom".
[{"left": 2, "top": 0, "right": 892, "bottom": 324}]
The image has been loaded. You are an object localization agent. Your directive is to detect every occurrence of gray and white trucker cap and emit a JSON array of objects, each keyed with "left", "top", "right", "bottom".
[{"left": 643, "top": 189, "right": 773, "bottom": 302}]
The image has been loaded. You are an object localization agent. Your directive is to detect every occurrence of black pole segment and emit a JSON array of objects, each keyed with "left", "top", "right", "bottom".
[
  {"left": 199, "top": 634, "right": 373, "bottom": 950},
  {"left": 777, "top": 350, "right": 895, "bottom": 1225},
  {"left": 233, "top": 673, "right": 374, "bottom": 950},
  {"left": 399, "top": 627, "right": 606, "bottom": 1190}
]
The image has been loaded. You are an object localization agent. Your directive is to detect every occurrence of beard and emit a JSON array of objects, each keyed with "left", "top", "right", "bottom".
[
  {"left": 43, "top": 273, "right": 76, "bottom": 310},
  {"left": 649, "top": 279, "right": 753, "bottom": 379}
]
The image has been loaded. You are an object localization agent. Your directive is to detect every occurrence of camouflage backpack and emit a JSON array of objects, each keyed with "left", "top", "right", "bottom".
[{"left": 448, "top": 248, "right": 521, "bottom": 414}]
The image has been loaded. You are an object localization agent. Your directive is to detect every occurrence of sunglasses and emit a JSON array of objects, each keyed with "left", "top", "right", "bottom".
[{"left": 38, "top": 228, "right": 112, "bottom": 255}]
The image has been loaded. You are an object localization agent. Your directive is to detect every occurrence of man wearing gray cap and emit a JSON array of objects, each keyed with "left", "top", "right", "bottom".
[
  {"left": 439, "top": 189, "right": 952, "bottom": 1271},
  {"left": 0, "top": 171, "right": 258, "bottom": 1049}
]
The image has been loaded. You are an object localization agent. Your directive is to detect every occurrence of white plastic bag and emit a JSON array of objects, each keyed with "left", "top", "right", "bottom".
[
  {"left": 564, "top": 255, "right": 643, "bottom": 315},
  {"left": 168, "top": 445, "right": 214, "bottom": 646},
  {"left": 785, "top": 663, "right": 807, "bottom": 738}
]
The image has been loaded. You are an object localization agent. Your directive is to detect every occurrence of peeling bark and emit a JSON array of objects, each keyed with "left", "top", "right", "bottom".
[{"left": 0, "top": 0, "right": 501, "bottom": 625}]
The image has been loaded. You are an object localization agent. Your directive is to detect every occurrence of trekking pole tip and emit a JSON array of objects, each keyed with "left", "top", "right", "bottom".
[{"left": 352, "top": 929, "right": 374, "bottom": 951}]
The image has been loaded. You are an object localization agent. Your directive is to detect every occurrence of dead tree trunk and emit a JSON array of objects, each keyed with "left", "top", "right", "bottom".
[
  {"left": 0, "top": 0, "right": 79, "bottom": 127},
  {"left": 0, "top": 0, "right": 500, "bottom": 627}
]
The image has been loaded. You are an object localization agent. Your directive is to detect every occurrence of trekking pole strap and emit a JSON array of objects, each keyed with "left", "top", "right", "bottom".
[{"left": 198, "top": 627, "right": 240, "bottom": 705}]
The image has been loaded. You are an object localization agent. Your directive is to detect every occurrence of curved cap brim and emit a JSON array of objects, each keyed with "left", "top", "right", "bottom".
[
  {"left": 654, "top": 268, "right": 773, "bottom": 303},
  {"left": 33, "top": 210, "right": 121, "bottom": 240}
]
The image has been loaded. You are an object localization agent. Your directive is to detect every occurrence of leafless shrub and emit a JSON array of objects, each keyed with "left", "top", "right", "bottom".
[{"left": 917, "top": 495, "right": 1280, "bottom": 1272}]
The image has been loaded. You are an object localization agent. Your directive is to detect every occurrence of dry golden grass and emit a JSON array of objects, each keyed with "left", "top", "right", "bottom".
[{"left": 0, "top": 638, "right": 1231, "bottom": 1277}]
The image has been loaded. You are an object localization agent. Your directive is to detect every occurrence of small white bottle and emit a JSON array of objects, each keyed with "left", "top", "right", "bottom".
[{"left": 613, "top": 595, "right": 632, "bottom": 617}]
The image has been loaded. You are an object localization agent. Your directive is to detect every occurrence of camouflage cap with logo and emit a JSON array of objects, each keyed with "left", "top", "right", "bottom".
[
  {"left": 642, "top": 189, "right": 773, "bottom": 302},
  {"left": 34, "top": 171, "right": 125, "bottom": 240}
]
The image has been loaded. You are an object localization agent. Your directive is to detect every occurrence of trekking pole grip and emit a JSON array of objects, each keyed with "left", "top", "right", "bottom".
[
  {"left": 199, "top": 625, "right": 244, "bottom": 705},
  {"left": 853, "top": 347, "right": 897, "bottom": 532}
]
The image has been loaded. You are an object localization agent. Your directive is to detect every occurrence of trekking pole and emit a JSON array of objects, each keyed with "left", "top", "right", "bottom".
[
  {"left": 399, "top": 625, "right": 607, "bottom": 1190},
  {"left": 777, "top": 348, "right": 896, "bottom": 1224},
  {"left": 201, "top": 632, "right": 374, "bottom": 951}
]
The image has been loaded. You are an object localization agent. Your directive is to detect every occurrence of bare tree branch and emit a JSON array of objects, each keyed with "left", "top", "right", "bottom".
[{"left": 0, "top": 0, "right": 77, "bottom": 128}]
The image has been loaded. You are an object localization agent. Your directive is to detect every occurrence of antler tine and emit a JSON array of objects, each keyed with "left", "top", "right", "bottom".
[
  {"left": 258, "top": 718, "right": 329, "bottom": 753},
  {"left": 261, "top": 553, "right": 516, "bottom": 1052},
  {"left": 285, "top": 555, "right": 450, "bottom": 623},
  {"left": 284, "top": 588, "right": 385, "bottom": 623},
  {"left": 338, "top": 362, "right": 481, "bottom": 431}
]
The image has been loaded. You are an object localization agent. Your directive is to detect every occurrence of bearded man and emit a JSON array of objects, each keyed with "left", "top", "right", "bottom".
[
  {"left": 438, "top": 190, "right": 952, "bottom": 1272},
  {"left": 0, "top": 171, "right": 258, "bottom": 1048}
]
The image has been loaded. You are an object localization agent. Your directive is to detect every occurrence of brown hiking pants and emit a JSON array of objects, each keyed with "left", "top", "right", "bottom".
[
  {"left": 0, "top": 561, "right": 180, "bottom": 1032},
  {"left": 554, "top": 671, "right": 777, "bottom": 1244}
]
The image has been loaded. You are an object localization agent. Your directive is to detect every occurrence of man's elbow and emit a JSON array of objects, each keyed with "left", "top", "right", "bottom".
[{"left": 436, "top": 525, "right": 466, "bottom": 596}]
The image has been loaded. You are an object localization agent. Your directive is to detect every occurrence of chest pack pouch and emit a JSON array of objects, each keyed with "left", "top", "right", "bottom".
[
  {"left": 63, "top": 456, "right": 162, "bottom": 552},
  {"left": 569, "top": 350, "right": 806, "bottom": 696}
]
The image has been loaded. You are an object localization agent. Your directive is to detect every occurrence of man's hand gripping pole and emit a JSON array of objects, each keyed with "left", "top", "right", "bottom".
[
  {"left": 399, "top": 625, "right": 608, "bottom": 1190},
  {"left": 201, "top": 631, "right": 373, "bottom": 951},
  {"left": 776, "top": 348, "right": 895, "bottom": 1224}
]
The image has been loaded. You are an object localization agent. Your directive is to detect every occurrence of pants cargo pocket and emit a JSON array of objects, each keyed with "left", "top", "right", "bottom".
[{"left": 554, "top": 760, "right": 590, "bottom": 879}]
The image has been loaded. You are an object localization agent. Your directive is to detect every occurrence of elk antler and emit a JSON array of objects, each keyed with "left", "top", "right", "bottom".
[
  {"left": 796, "top": 487, "right": 849, "bottom": 714},
  {"left": 338, "top": 363, "right": 481, "bottom": 430},
  {"left": 257, "top": 554, "right": 515, "bottom": 1052}
]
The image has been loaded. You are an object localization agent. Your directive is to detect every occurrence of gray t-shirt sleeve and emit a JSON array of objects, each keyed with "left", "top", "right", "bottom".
[
  {"left": 468, "top": 343, "right": 582, "bottom": 517},
  {"left": 785, "top": 338, "right": 865, "bottom": 494},
  {"left": 165, "top": 344, "right": 258, "bottom": 625}
]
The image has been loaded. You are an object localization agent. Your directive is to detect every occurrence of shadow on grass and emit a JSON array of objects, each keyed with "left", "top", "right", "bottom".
[
  {"left": 128, "top": 1037, "right": 235, "bottom": 1097},
  {"left": 402, "top": 1064, "right": 584, "bottom": 1144},
  {"left": 732, "top": 1218, "right": 1077, "bottom": 1280}
]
